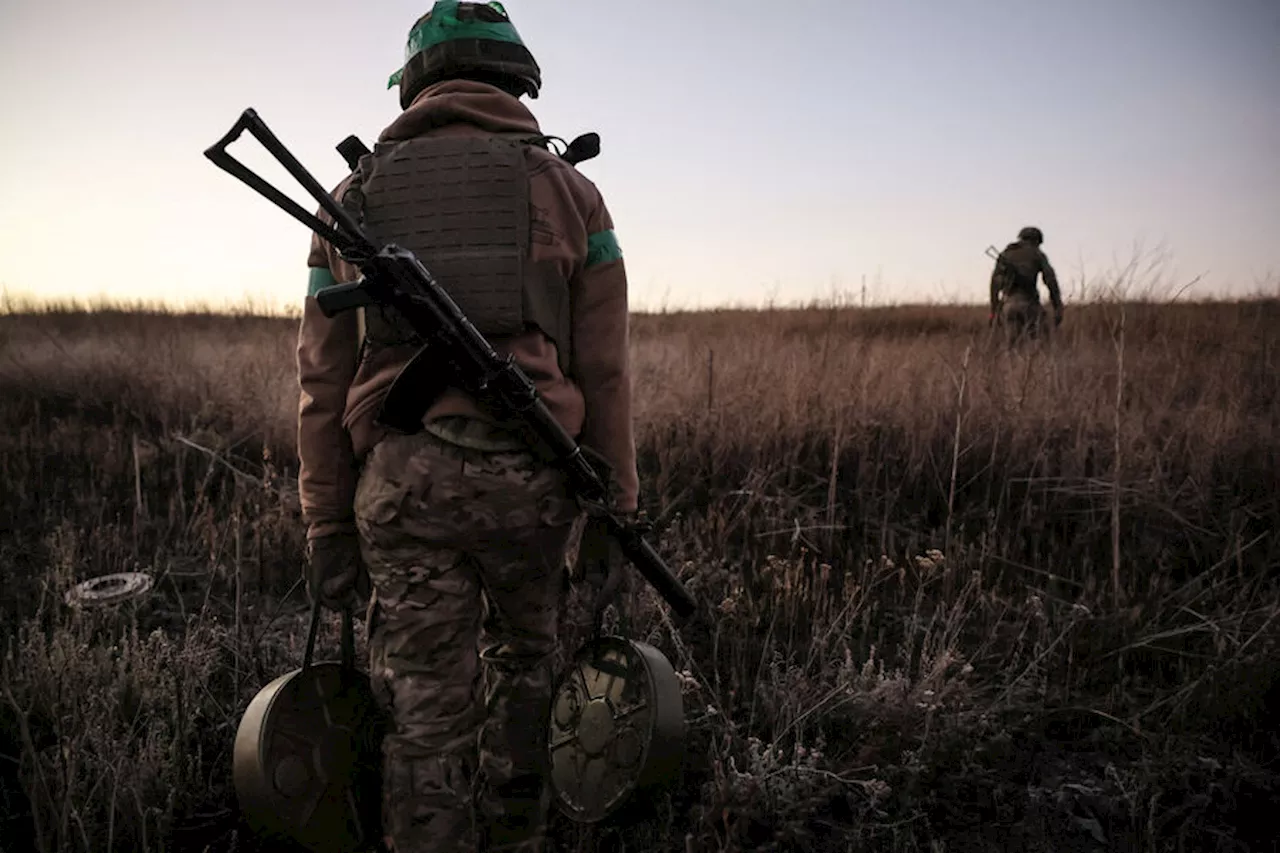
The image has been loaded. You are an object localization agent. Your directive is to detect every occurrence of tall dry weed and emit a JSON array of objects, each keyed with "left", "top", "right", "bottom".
[{"left": 1, "top": 298, "right": 1277, "bottom": 852}]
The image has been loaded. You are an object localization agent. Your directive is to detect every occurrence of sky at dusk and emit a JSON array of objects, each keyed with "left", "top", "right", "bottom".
[{"left": 1, "top": 0, "right": 1277, "bottom": 311}]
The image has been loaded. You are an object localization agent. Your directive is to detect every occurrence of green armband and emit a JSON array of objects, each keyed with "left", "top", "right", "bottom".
[
  {"left": 308, "top": 267, "right": 336, "bottom": 297},
  {"left": 585, "top": 230, "right": 622, "bottom": 268}
]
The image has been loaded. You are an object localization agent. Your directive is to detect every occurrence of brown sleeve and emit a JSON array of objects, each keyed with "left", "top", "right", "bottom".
[
  {"left": 298, "top": 228, "right": 362, "bottom": 539},
  {"left": 569, "top": 193, "right": 638, "bottom": 512}
]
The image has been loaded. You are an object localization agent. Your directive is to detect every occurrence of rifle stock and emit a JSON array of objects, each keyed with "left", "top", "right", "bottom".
[{"left": 206, "top": 109, "right": 697, "bottom": 620}]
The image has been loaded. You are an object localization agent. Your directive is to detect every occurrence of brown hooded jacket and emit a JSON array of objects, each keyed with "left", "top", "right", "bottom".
[{"left": 297, "top": 79, "right": 637, "bottom": 539}]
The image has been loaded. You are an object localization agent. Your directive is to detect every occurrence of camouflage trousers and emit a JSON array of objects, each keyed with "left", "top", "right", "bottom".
[
  {"left": 354, "top": 428, "right": 581, "bottom": 853},
  {"left": 999, "top": 291, "right": 1047, "bottom": 346}
]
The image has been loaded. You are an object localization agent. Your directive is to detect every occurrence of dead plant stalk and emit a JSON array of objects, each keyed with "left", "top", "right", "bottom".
[
  {"left": 1112, "top": 301, "right": 1126, "bottom": 608},
  {"left": 945, "top": 343, "right": 972, "bottom": 560}
]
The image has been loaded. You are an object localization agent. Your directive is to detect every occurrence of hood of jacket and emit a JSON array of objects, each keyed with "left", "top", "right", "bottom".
[{"left": 378, "top": 79, "right": 542, "bottom": 142}]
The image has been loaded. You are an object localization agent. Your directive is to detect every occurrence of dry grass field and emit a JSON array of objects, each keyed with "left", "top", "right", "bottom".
[{"left": 1, "top": 295, "right": 1277, "bottom": 852}]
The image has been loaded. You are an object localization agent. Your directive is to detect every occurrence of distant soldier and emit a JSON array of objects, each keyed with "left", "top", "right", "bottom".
[
  {"left": 989, "top": 226, "right": 1064, "bottom": 343},
  {"left": 295, "top": 2, "right": 637, "bottom": 851}
]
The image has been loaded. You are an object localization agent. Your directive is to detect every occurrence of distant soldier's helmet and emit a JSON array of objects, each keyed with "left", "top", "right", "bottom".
[
  {"left": 1018, "top": 226, "right": 1044, "bottom": 244},
  {"left": 387, "top": 1, "right": 542, "bottom": 109}
]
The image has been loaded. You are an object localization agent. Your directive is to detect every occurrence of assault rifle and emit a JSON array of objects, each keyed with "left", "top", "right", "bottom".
[
  {"left": 985, "top": 244, "right": 1012, "bottom": 323},
  {"left": 204, "top": 108, "right": 696, "bottom": 619},
  {"left": 985, "top": 244, "right": 1014, "bottom": 271}
]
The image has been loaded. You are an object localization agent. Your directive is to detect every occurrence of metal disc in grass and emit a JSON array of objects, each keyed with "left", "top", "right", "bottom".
[
  {"left": 234, "top": 604, "right": 385, "bottom": 852},
  {"left": 64, "top": 572, "right": 154, "bottom": 608},
  {"left": 548, "top": 636, "right": 685, "bottom": 823},
  {"left": 234, "top": 663, "right": 384, "bottom": 852}
]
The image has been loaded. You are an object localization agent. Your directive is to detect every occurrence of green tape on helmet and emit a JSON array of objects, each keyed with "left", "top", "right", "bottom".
[{"left": 387, "top": 1, "right": 528, "bottom": 90}]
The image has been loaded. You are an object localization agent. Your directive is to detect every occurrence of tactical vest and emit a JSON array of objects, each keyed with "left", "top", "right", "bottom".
[{"left": 341, "top": 135, "right": 573, "bottom": 375}]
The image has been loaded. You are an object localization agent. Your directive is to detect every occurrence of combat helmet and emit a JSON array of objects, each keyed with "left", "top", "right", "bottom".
[
  {"left": 388, "top": 1, "right": 542, "bottom": 109},
  {"left": 1018, "top": 226, "right": 1044, "bottom": 244}
]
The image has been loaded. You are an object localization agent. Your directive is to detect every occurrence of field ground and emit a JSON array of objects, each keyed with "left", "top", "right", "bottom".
[{"left": 1, "top": 299, "right": 1278, "bottom": 852}]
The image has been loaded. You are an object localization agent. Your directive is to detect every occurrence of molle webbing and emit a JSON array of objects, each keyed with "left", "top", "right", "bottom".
[{"left": 350, "top": 136, "right": 572, "bottom": 374}]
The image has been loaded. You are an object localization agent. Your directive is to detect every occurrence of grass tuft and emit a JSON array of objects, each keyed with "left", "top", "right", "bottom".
[{"left": 1, "top": 297, "right": 1278, "bottom": 851}]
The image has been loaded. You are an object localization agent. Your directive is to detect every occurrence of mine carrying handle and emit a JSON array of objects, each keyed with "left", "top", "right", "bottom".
[
  {"left": 302, "top": 597, "right": 357, "bottom": 673},
  {"left": 205, "top": 109, "right": 698, "bottom": 622}
]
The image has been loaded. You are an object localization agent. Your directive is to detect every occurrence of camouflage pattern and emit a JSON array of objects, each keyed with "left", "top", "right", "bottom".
[
  {"left": 354, "top": 423, "right": 582, "bottom": 853},
  {"left": 999, "top": 290, "right": 1048, "bottom": 344}
]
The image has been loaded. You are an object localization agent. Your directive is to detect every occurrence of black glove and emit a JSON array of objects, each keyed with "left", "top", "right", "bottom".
[
  {"left": 575, "top": 515, "right": 632, "bottom": 620},
  {"left": 306, "top": 532, "right": 370, "bottom": 612}
]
